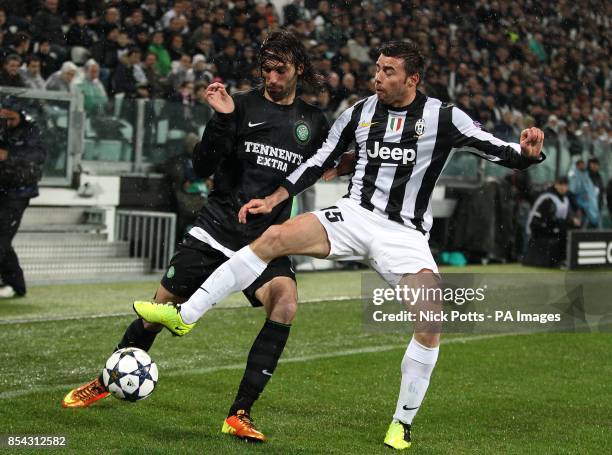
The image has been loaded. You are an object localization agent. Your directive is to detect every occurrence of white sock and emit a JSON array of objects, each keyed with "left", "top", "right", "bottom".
[
  {"left": 393, "top": 337, "right": 439, "bottom": 425},
  {"left": 179, "top": 246, "right": 268, "bottom": 324}
]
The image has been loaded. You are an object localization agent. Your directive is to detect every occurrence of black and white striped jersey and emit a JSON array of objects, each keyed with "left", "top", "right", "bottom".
[{"left": 282, "top": 91, "right": 543, "bottom": 233}]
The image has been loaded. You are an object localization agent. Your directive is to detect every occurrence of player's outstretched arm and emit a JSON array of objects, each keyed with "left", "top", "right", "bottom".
[
  {"left": 238, "top": 147, "right": 358, "bottom": 222},
  {"left": 449, "top": 106, "right": 544, "bottom": 170},
  {"left": 238, "top": 186, "right": 290, "bottom": 224},
  {"left": 239, "top": 101, "right": 365, "bottom": 223}
]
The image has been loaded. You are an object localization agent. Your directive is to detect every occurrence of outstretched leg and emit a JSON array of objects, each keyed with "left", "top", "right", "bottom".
[{"left": 175, "top": 213, "right": 330, "bottom": 326}]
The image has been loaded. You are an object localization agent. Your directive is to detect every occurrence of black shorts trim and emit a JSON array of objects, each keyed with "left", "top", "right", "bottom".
[{"left": 160, "top": 234, "right": 296, "bottom": 307}]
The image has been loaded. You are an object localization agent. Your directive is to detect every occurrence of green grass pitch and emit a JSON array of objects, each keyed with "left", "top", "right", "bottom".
[{"left": 0, "top": 266, "right": 610, "bottom": 454}]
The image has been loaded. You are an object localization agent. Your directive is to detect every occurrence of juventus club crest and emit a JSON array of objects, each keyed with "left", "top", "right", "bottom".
[{"left": 415, "top": 118, "right": 425, "bottom": 136}]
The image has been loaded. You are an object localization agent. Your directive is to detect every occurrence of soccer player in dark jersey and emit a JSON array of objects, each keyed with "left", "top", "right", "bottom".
[
  {"left": 136, "top": 41, "right": 545, "bottom": 450},
  {"left": 62, "top": 30, "right": 329, "bottom": 442}
]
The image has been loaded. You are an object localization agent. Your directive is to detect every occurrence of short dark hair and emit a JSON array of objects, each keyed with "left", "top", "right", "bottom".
[
  {"left": 25, "top": 54, "right": 40, "bottom": 65},
  {"left": 259, "top": 29, "right": 324, "bottom": 91},
  {"left": 588, "top": 157, "right": 600, "bottom": 166},
  {"left": 13, "top": 31, "right": 31, "bottom": 45},
  {"left": 555, "top": 176, "right": 569, "bottom": 185},
  {"left": 379, "top": 41, "right": 425, "bottom": 83},
  {"left": 4, "top": 53, "right": 21, "bottom": 64}
]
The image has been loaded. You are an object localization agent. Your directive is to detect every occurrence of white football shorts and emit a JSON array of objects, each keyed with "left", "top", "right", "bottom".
[{"left": 312, "top": 197, "right": 438, "bottom": 285}]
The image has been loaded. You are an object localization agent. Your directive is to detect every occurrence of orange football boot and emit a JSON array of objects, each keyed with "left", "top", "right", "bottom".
[
  {"left": 221, "top": 410, "right": 267, "bottom": 442},
  {"left": 62, "top": 377, "right": 110, "bottom": 408}
]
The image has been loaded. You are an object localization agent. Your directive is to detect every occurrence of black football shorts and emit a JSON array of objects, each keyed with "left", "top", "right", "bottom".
[{"left": 160, "top": 234, "right": 296, "bottom": 307}]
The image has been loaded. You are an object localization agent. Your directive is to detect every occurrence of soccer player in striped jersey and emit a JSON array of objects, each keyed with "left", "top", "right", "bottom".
[{"left": 136, "top": 41, "right": 545, "bottom": 450}]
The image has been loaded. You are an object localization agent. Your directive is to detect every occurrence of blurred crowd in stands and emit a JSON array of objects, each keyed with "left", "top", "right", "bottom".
[
  {"left": 0, "top": 0, "right": 610, "bottom": 267},
  {"left": 0, "top": 0, "right": 608, "bottom": 146}
]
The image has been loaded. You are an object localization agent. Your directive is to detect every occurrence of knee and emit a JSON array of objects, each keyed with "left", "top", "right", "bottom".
[
  {"left": 261, "top": 225, "right": 290, "bottom": 256},
  {"left": 414, "top": 332, "right": 440, "bottom": 348},
  {"left": 154, "top": 285, "right": 185, "bottom": 304},
  {"left": 267, "top": 295, "right": 297, "bottom": 325},
  {"left": 142, "top": 320, "right": 163, "bottom": 332}
]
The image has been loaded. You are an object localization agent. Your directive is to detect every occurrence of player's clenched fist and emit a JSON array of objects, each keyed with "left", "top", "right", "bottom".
[{"left": 519, "top": 127, "right": 544, "bottom": 159}]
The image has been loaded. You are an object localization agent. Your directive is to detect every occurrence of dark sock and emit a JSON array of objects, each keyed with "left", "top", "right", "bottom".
[
  {"left": 228, "top": 319, "right": 291, "bottom": 416},
  {"left": 116, "top": 318, "right": 162, "bottom": 352}
]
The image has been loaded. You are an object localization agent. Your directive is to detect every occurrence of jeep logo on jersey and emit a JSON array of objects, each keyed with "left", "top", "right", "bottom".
[
  {"left": 294, "top": 121, "right": 311, "bottom": 144},
  {"left": 415, "top": 118, "right": 425, "bottom": 136},
  {"left": 366, "top": 141, "right": 416, "bottom": 166}
]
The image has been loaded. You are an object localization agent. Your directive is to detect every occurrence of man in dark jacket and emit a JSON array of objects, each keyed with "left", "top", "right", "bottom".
[
  {"left": 30, "top": 0, "right": 66, "bottom": 49},
  {"left": 66, "top": 10, "right": 96, "bottom": 49},
  {"left": 111, "top": 47, "right": 141, "bottom": 97},
  {"left": 0, "top": 98, "right": 46, "bottom": 298},
  {"left": 523, "top": 176, "right": 579, "bottom": 267}
]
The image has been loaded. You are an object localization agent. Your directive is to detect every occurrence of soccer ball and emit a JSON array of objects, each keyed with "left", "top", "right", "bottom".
[{"left": 102, "top": 348, "right": 158, "bottom": 402}]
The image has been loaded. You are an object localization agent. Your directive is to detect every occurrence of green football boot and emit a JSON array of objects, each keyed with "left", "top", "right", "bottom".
[
  {"left": 384, "top": 421, "right": 411, "bottom": 450},
  {"left": 133, "top": 301, "right": 196, "bottom": 336}
]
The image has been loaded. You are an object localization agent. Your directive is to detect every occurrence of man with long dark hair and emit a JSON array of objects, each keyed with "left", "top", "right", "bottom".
[
  {"left": 137, "top": 41, "right": 545, "bottom": 450},
  {"left": 63, "top": 30, "right": 329, "bottom": 442}
]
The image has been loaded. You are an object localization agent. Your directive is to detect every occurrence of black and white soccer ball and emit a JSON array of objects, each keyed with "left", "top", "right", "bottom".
[{"left": 102, "top": 348, "right": 158, "bottom": 402}]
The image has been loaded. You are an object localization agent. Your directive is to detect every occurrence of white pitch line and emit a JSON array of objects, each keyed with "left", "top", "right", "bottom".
[
  {"left": 0, "top": 333, "right": 517, "bottom": 401},
  {"left": 0, "top": 312, "right": 135, "bottom": 325},
  {"left": 0, "top": 296, "right": 362, "bottom": 325}
]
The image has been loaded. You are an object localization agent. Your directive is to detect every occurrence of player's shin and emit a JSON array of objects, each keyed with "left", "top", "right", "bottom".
[
  {"left": 393, "top": 337, "right": 439, "bottom": 425},
  {"left": 116, "top": 318, "right": 162, "bottom": 352},
  {"left": 229, "top": 319, "right": 291, "bottom": 415},
  {"left": 180, "top": 246, "right": 268, "bottom": 324}
]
